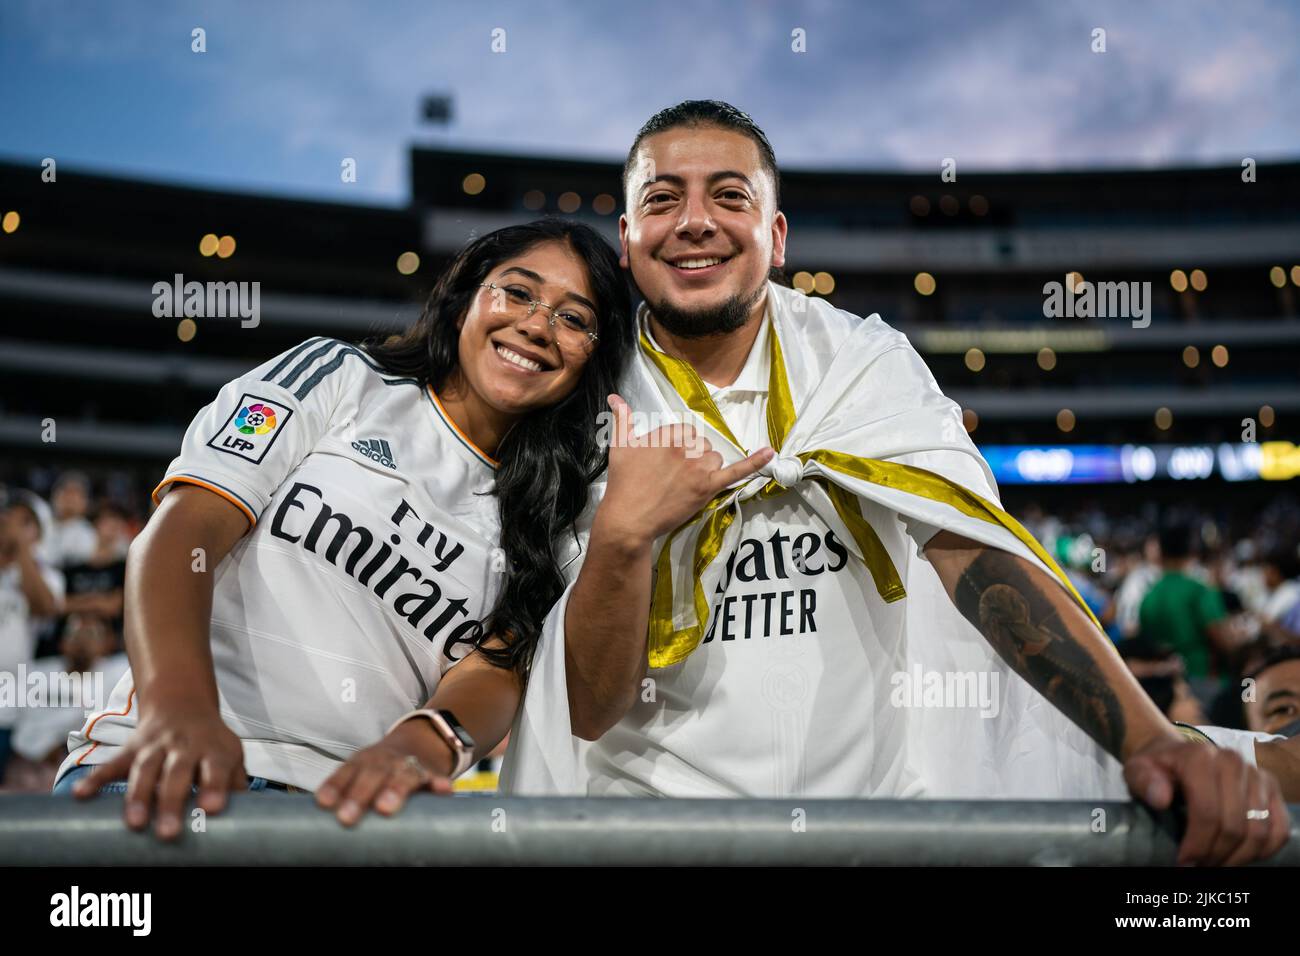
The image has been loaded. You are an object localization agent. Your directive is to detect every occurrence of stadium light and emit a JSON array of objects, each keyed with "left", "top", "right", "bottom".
[
  {"left": 1, "top": 211, "right": 18, "bottom": 233},
  {"left": 1270, "top": 266, "right": 1287, "bottom": 288},
  {"left": 1190, "top": 268, "right": 1207, "bottom": 292},
  {"left": 462, "top": 173, "right": 485, "bottom": 196},
  {"left": 1155, "top": 407, "right": 1173, "bottom": 430},
  {"left": 914, "top": 272, "right": 936, "bottom": 296},
  {"left": 1181, "top": 346, "right": 1199, "bottom": 368},
  {"left": 396, "top": 251, "right": 420, "bottom": 275},
  {"left": 199, "top": 233, "right": 219, "bottom": 257},
  {"left": 1170, "top": 269, "right": 1188, "bottom": 292},
  {"left": 216, "top": 235, "right": 236, "bottom": 259},
  {"left": 420, "top": 94, "right": 453, "bottom": 124},
  {"left": 1211, "top": 344, "right": 1229, "bottom": 367},
  {"left": 964, "top": 347, "right": 985, "bottom": 372}
]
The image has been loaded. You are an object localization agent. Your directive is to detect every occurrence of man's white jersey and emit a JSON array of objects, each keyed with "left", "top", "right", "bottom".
[
  {"left": 586, "top": 316, "right": 937, "bottom": 798},
  {"left": 58, "top": 338, "right": 503, "bottom": 790}
]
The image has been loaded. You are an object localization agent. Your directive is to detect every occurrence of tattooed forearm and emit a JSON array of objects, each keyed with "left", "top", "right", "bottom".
[{"left": 951, "top": 548, "right": 1126, "bottom": 757}]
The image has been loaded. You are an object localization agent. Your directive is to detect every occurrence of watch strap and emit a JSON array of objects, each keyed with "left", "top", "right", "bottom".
[{"left": 387, "top": 708, "right": 476, "bottom": 778}]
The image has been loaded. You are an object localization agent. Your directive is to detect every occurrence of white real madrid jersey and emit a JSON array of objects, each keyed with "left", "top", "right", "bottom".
[
  {"left": 585, "top": 315, "right": 939, "bottom": 798},
  {"left": 58, "top": 337, "right": 503, "bottom": 790}
]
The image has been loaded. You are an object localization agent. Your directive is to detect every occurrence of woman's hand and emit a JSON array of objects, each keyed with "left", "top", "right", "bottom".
[
  {"left": 72, "top": 701, "right": 246, "bottom": 841},
  {"left": 74, "top": 482, "right": 252, "bottom": 841},
  {"left": 597, "top": 393, "right": 774, "bottom": 546},
  {"left": 315, "top": 721, "right": 455, "bottom": 826}
]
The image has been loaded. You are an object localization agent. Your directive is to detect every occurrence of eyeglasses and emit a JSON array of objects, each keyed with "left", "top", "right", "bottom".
[{"left": 479, "top": 282, "right": 598, "bottom": 347}]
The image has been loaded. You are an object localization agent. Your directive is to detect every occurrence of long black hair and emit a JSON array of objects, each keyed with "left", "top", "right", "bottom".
[{"left": 365, "top": 219, "right": 633, "bottom": 679}]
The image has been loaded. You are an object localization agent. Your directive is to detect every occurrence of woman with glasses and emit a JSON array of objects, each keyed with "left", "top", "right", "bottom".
[{"left": 53, "top": 220, "right": 677, "bottom": 835}]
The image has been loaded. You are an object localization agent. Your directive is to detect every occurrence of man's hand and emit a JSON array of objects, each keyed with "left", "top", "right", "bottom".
[
  {"left": 1125, "top": 737, "right": 1291, "bottom": 865},
  {"left": 927, "top": 531, "right": 1291, "bottom": 865},
  {"left": 598, "top": 393, "right": 773, "bottom": 546}
]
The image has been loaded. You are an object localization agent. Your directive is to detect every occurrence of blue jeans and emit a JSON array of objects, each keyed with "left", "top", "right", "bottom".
[{"left": 53, "top": 762, "right": 290, "bottom": 795}]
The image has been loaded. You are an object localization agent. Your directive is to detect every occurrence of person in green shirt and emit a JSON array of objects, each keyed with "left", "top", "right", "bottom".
[{"left": 1138, "top": 523, "right": 1231, "bottom": 680}]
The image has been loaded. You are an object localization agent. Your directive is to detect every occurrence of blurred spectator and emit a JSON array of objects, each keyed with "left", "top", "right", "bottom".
[
  {"left": 1118, "top": 638, "right": 1207, "bottom": 725},
  {"left": 1259, "top": 546, "right": 1300, "bottom": 641},
  {"left": 1243, "top": 647, "right": 1300, "bottom": 737},
  {"left": 1114, "top": 534, "right": 1160, "bottom": 640},
  {"left": 1275, "top": 593, "right": 1300, "bottom": 644},
  {"left": 38, "top": 500, "right": 132, "bottom": 658},
  {"left": 0, "top": 491, "right": 66, "bottom": 780},
  {"left": 1138, "top": 522, "right": 1241, "bottom": 695},
  {"left": 1, "top": 614, "right": 129, "bottom": 791},
  {"left": 1065, "top": 563, "right": 1119, "bottom": 642},
  {"left": 1228, "top": 539, "right": 1271, "bottom": 615},
  {"left": 43, "top": 472, "right": 97, "bottom": 569}
]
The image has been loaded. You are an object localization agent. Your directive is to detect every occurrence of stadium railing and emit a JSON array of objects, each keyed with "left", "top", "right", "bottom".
[{"left": 3, "top": 796, "right": 1297, "bottom": 865}]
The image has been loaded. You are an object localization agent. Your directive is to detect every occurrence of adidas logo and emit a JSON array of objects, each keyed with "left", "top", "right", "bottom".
[{"left": 352, "top": 438, "right": 396, "bottom": 469}]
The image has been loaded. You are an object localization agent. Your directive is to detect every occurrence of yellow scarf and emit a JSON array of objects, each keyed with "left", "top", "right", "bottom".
[{"left": 638, "top": 324, "right": 1101, "bottom": 668}]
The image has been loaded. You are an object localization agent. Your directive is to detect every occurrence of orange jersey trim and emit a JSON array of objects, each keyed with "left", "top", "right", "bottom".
[
  {"left": 152, "top": 476, "right": 257, "bottom": 528},
  {"left": 75, "top": 687, "right": 137, "bottom": 765},
  {"left": 427, "top": 387, "right": 500, "bottom": 468}
]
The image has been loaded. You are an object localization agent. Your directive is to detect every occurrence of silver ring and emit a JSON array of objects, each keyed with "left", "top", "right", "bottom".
[
  {"left": 402, "top": 755, "right": 427, "bottom": 777},
  {"left": 1246, "top": 808, "right": 1270, "bottom": 821}
]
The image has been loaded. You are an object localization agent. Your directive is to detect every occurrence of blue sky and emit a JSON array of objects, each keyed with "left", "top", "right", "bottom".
[{"left": 3, "top": 0, "right": 1298, "bottom": 206}]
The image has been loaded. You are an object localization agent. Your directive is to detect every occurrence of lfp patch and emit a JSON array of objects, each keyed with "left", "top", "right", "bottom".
[
  {"left": 207, "top": 394, "right": 292, "bottom": 463},
  {"left": 236, "top": 403, "right": 277, "bottom": 435}
]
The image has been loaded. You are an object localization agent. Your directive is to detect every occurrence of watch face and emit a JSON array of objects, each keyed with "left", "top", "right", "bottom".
[{"left": 440, "top": 710, "right": 475, "bottom": 749}]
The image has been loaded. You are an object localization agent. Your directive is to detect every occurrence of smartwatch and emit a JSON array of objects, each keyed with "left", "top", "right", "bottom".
[{"left": 388, "top": 708, "right": 477, "bottom": 778}]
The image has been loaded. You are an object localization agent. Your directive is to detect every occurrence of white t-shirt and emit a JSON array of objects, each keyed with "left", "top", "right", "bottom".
[
  {"left": 1263, "top": 580, "right": 1300, "bottom": 624},
  {"left": 42, "top": 518, "right": 97, "bottom": 569},
  {"left": 585, "top": 315, "right": 940, "bottom": 797},
  {"left": 0, "top": 560, "right": 66, "bottom": 730},
  {"left": 1114, "top": 563, "right": 1159, "bottom": 638},
  {"left": 1196, "top": 725, "right": 1284, "bottom": 766},
  {"left": 58, "top": 337, "right": 503, "bottom": 790}
]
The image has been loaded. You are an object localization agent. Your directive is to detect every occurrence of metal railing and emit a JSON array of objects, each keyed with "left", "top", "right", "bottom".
[{"left": 2, "top": 795, "right": 1297, "bottom": 866}]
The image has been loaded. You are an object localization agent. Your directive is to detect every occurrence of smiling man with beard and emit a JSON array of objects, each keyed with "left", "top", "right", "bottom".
[{"left": 501, "top": 101, "right": 1290, "bottom": 866}]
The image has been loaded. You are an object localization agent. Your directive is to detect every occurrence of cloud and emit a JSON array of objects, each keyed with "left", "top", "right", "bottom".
[{"left": 4, "top": 0, "right": 1298, "bottom": 201}]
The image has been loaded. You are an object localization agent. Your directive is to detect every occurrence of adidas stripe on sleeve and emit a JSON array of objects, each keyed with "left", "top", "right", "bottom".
[{"left": 154, "top": 337, "right": 377, "bottom": 524}]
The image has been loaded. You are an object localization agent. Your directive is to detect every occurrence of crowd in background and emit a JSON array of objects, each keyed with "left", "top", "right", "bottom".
[
  {"left": 0, "top": 472, "right": 134, "bottom": 792},
  {"left": 2, "top": 470, "right": 1298, "bottom": 794},
  {"left": 1026, "top": 495, "right": 1300, "bottom": 738}
]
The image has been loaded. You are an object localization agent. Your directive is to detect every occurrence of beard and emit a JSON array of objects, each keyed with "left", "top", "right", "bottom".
[{"left": 645, "top": 280, "right": 766, "bottom": 339}]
